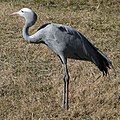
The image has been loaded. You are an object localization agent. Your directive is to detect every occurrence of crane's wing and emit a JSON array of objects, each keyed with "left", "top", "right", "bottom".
[
  {"left": 55, "top": 24, "right": 112, "bottom": 75},
  {"left": 37, "top": 23, "right": 51, "bottom": 31}
]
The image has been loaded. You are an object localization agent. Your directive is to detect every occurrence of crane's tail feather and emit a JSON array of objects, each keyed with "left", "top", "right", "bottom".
[
  {"left": 84, "top": 37, "right": 116, "bottom": 76},
  {"left": 93, "top": 49, "right": 116, "bottom": 76}
]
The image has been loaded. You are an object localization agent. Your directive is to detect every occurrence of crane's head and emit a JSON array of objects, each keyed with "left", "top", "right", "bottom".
[{"left": 10, "top": 8, "right": 37, "bottom": 26}]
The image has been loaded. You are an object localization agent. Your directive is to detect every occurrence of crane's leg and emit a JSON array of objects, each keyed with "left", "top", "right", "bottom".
[
  {"left": 63, "top": 63, "right": 69, "bottom": 109},
  {"left": 59, "top": 55, "right": 69, "bottom": 109}
]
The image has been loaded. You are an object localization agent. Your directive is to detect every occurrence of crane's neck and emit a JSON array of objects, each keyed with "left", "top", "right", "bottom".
[
  {"left": 22, "top": 22, "right": 43, "bottom": 43},
  {"left": 22, "top": 23, "right": 31, "bottom": 42}
]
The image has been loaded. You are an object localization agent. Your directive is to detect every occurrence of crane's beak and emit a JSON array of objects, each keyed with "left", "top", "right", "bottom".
[{"left": 10, "top": 12, "right": 19, "bottom": 16}]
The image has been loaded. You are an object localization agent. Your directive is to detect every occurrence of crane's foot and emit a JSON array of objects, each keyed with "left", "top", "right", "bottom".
[{"left": 62, "top": 101, "right": 69, "bottom": 110}]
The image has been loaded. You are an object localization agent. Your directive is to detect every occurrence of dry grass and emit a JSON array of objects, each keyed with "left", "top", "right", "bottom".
[{"left": 0, "top": 0, "right": 120, "bottom": 120}]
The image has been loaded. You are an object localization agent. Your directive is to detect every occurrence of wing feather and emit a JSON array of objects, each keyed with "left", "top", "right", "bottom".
[
  {"left": 55, "top": 24, "right": 112, "bottom": 75},
  {"left": 37, "top": 23, "right": 51, "bottom": 31}
]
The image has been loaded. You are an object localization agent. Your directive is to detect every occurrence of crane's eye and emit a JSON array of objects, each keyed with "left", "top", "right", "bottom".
[{"left": 21, "top": 10, "right": 24, "bottom": 13}]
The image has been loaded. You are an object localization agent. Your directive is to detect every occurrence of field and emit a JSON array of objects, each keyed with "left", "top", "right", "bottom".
[{"left": 0, "top": 0, "right": 120, "bottom": 119}]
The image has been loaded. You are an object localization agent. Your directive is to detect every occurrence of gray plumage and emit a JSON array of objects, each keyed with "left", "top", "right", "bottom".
[{"left": 11, "top": 8, "right": 113, "bottom": 109}]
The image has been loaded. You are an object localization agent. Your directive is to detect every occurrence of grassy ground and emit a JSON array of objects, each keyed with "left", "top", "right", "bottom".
[{"left": 0, "top": 0, "right": 120, "bottom": 119}]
